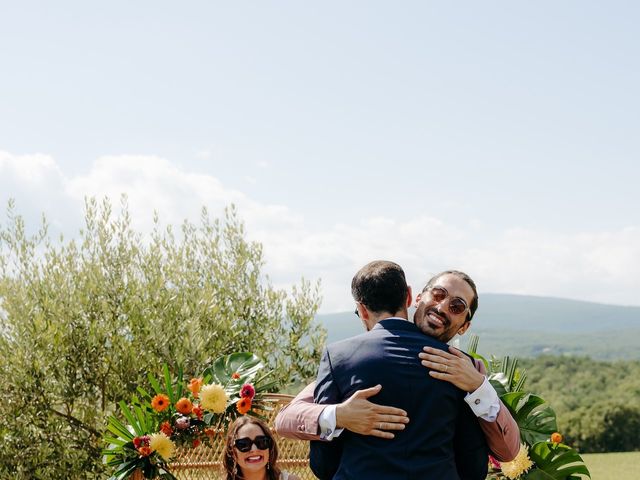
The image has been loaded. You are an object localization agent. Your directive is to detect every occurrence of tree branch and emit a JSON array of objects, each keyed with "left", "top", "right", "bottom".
[{"left": 49, "top": 407, "right": 101, "bottom": 438}]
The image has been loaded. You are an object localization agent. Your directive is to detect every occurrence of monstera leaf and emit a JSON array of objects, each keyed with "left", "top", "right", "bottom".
[
  {"left": 202, "top": 352, "right": 265, "bottom": 388},
  {"left": 501, "top": 392, "right": 558, "bottom": 445},
  {"left": 524, "top": 442, "right": 591, "bottom": 479}
]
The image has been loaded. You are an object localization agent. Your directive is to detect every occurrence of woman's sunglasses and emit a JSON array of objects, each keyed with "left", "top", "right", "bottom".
[
  {"left": 425, "top": 286, "right": 469, "bottom": 316},
  {"left": 234, "top": 435, "right": 272, "bottom": 452}
]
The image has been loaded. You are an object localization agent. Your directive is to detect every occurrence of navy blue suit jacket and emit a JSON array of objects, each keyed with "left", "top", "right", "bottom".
[{"left": 311, "top": 319, "right": 488, "bottom": 480}]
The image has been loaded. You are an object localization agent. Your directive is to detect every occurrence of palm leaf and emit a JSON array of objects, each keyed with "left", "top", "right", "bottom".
[
  {"left": 163, "top": 364, "right": 175, "bottom": 404},
  {"left": 106, "top": 416, "right": 135, "bottom": 440},
  {"left": 524, "top": 442, "right": 591, "bottom": 479},
  {"left": 148, "top": 372, "right": 164, "bottom": 396},
  {"left": 103, "top": 436, "right": 129, "bottom": 447},
  {"left": 107, "top": 459, "right": 142, "bottom": 480},
  {"left": 133, "top": 404, "right": 150, "bottom": 433},
  {"left": 501, "top": 392, "right": 557, "bottom": 445},
  {"left": 118, "top": 400, "right": 145, "bottom": 436},
  {"left": 467, "top": 334, "right": 480, "bottom": 354},
  {"left": 488, "top": 356, "right": 527, "bottom": 395}
]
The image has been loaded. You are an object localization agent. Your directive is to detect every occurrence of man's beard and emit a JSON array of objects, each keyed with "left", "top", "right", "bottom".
[{"left": 415, "top": 306, "right": 453, "bottom": 342}]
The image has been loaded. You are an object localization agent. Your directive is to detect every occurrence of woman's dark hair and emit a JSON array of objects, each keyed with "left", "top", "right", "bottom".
[{"left": 223, "top": 416, "right": 281, "bottom": 480}]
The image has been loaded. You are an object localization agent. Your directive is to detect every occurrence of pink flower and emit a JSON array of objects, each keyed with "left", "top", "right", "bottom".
[
  {"left": 240, "top": 383, "right": 255, "bottom": 400},
  {"left": 175, "top": 416, "right": 191, "bottom": 430},
  {"left": 488, "top": 455, "right": 501, "bottom": 469}
]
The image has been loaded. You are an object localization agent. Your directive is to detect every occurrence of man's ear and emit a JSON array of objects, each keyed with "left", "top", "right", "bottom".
[
  {"left": 356, "top": 302, "right": 368, "bottom": 320},
  {"left": 414, "top": 292, "right": 422, "bottom": 307},
  {"left": 457, "top": 321, "right": 472, "bottom": 336},
  {"left": 406, "top": 286, "right": 413, "bottom": 308}
]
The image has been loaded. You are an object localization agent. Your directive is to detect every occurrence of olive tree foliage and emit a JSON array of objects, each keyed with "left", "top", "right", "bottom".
[{"left": 0, "top": 197, "right": 325, "bottom": 479}]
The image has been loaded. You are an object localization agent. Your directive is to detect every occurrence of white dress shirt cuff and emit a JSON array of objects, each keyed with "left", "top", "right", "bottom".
[
  {"left": 318, "top": 405, "right": 344, "bottom": 440},
  {"left": 465, "top": 377, "right": 500, "bottom": 421}
]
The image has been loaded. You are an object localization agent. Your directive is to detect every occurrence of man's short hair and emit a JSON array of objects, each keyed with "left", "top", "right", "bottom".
[
  {"left": 351, "top": 260, "right": 408, "bottom": 314},
  {"left": 422, "top": 270, "right": 479, "bottom": 321}
]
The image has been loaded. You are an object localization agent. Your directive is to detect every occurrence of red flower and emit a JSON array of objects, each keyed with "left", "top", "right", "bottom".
[
  {"left": 160, "top": 421, "right": 173, "bottom": 436},
  {"left": 133, "top": 435, "right": 149, "bottom": 448},
  {"left": 192, "top": 438, "right": 201, "bottom": 448},
  {"left": 138, "top": 446, "right": 152, "bottom": 457},
  {"left": 192, "top": 404, "right": 204, "bottom": 420},
  {"left": 232, "top": 372, "right": 241, "bottom": 380},
  {"left": 240, "top": 383, "right": 255, "bottom": 400},
  {"left": 488, "top": 455, "right": 501, "bottom": 469},
  {"left": 236, "top": 397, "right": 252, "bottom": 414}
]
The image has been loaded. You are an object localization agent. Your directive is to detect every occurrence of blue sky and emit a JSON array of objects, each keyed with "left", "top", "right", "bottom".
[{"left": 1, "top": 1, "right": 639, "bottom": 311}]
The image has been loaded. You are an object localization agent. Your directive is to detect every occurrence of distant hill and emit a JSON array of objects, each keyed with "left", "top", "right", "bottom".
[{"left": 316, "top": 294, "right": 640, "bottom": 360}]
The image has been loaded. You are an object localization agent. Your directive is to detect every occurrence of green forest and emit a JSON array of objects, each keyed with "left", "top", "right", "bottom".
[{"left": 521, "top": 355, "right": 640, "bottom": 453}]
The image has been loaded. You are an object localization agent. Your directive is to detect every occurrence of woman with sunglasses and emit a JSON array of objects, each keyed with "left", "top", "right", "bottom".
[{"left": 223, "top": 416, "right": 300, "bottom": 480}]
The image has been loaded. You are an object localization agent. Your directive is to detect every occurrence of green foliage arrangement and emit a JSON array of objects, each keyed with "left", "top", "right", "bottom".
[
  {"left": 466, "top": 336, "right": 591, "bottom": 480},
  {"left": 0, "top": 197, "right": 325, "bottom": 479},
  {"left": 104, "top": 352, "right": 275, "bottom": 480}
]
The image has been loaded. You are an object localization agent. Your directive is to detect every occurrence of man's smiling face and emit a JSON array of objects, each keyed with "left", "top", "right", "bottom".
[{"left": 413, "top": 273, "right": 474, "bottom": 342}]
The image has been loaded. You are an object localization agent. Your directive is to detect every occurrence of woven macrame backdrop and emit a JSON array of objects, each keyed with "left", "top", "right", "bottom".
[{"left": 132, "top": 394, "right": 314, "bottom": 480}]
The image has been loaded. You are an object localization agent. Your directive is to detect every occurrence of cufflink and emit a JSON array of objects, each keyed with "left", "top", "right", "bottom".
[{"left": 474, "top": 399, "right": 481, "bottom": 405}]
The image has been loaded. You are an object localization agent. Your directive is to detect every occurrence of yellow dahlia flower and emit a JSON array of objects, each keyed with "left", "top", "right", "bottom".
[
  {"left": 501, "top": 443, "right": 534, "bottom": 479},
  {"left": 149, "top": 432, "right": 175, "bottom": 461},
  {"left": 199, "top": 383, "right": 228, "bottom": 413}
]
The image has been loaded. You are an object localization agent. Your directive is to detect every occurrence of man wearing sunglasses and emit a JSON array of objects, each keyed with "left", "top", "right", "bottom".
[{"left": 275, "top": 266, "right": 519, "bottom": 479}]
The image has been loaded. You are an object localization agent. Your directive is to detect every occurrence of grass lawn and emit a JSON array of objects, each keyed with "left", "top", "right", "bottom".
[{"left": 582, "top": 451, "right": 640, "bottom": 480}]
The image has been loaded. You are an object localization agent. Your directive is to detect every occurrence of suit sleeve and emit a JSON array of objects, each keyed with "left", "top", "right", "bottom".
[
  {"left": 274, "top": 382, "right": 326, "bottom": 440},
  {"left": 474, "top": 360, "right": 521, "bottom": 461}
]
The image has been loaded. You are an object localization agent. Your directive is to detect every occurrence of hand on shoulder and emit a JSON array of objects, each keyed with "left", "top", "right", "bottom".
[{"left": 418, "top": 345, "right": 484, "bottom": 392}]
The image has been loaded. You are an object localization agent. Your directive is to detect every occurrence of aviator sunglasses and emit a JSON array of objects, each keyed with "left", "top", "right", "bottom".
[
  {"left": 424, "top": 286, "right": 470, "bottom": 316},
  {"left": 234, "top": 435, "right": 272, "bottom": 452}
]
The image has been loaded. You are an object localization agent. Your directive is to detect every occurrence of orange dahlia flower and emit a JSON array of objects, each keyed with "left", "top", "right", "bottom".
[
  {"left": 551, "top": 432, "right": 563, "bottom": 443},
  {"left": 175, "top": 397, "right": 193, "bottom": 415},
  {"left": 151, "top": 394, "right": 170, "bottom": 412},
  {"left": 236, "top": 397, "right": 252, "bottom": 415}
]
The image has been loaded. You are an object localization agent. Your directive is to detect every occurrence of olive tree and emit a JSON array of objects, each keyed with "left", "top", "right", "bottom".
[{"left": 0, "top": 197, "right": 325, "bottom": 479}]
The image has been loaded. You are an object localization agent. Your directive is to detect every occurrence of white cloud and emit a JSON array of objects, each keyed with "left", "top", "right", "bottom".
[
  {"left": 2, "top": 150, "right": 639, "bottom": 312},
  {"left": 195, "top": 149, "right": 212, "bottom": 160}
]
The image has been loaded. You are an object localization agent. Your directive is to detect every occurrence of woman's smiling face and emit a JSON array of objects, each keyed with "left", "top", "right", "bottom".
[{"left": 234, "top": 423, "right": 270, "bottom": 472}]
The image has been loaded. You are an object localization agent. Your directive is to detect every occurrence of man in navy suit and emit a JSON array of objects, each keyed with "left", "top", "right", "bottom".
[{"left": 311, "top": 260, "right": 487, "bottom": 479}]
